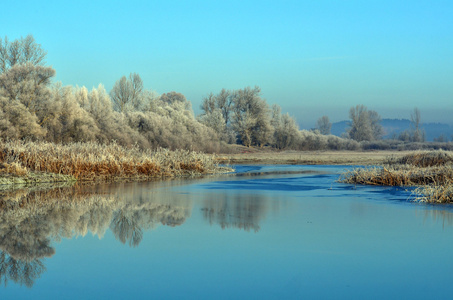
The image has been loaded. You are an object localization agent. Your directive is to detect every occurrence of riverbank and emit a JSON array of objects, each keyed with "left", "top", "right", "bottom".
[
  {"left": 339, "top": 150, "right": 453, "bottom": 203},
  {"left": 217, "top": 149, "right": 411, "bottom": 165},
  {"left": 217, "top": 147, "right": 453, "bottom": 204},
  {"left": 0, "top": 140, "right": 232, "bottom": 189},
  {"left": 3, "top": 141, "right": 451, "bottom": 204}
]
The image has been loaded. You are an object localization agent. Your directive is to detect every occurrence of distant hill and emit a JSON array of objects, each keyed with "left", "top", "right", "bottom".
[{"left": 330, "top": 119, "right": 452, "bottom": 142}]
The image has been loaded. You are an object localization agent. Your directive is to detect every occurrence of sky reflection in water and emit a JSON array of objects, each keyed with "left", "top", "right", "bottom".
[{"left": 1, "top": 165, "right": 453, "bottom": 299}]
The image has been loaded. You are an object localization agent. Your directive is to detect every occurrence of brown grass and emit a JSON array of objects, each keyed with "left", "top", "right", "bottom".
[
  {"left": 0, "top": 140, "right": 231, "bottom": 182},
  {"left": 0, "top": 162, "right": 28, "bottom": 176},
  {"left": 385, "top": 150, "right": 453, "bottom": 167},
  {"left": 413, "top": 185, "right": 453, "bottom": 203},
  {"left": 339, "top": 150, "right": 453, "bottom": 203},
  {"left": 219, "top": 149, "right": 410, "bottom": 165},
  {"left": 339, "top": 165, "right": 453, "bottom": 186}
]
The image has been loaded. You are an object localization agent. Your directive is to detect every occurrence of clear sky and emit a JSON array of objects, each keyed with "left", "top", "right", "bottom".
[{"left": 2, "top": 0, "right": 452, "bottom": 127}]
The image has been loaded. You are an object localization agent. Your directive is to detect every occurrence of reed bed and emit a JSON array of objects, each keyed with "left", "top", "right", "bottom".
[
  {"left": 0, "top": 162, "right": 28, "bottom": 176},
  {"left": 339, "top": 150, "right": 453, "bottom": 203},
  {"left": 385, "top": 150, "right": 453, "bottom": 167},
  {"left": 339, "top": 165, "right": 453, "bottom": 186},
  {"left": 0, "top": 140, "right": 231, "bottom": 183},
  {"left": 412, "top": 185, "right": 453, "bottom": 203}
]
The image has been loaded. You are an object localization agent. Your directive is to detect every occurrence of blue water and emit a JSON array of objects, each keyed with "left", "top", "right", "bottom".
[{"left": 2, "top": 165, "right": 453, "bottom": 299}]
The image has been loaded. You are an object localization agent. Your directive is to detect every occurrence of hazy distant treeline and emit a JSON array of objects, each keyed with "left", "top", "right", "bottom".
[{"left": 0, "top": 35, "right": 446, "bottom": 152}]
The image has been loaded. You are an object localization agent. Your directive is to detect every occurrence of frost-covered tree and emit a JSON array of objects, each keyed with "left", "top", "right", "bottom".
[
  {"left": 231, "top": 86, "right": 273, "bottom": 147},
  {"left": 368, "top": 110, "right": 383, "bottom": 140},
  {"left": 200, "top": 92, "right": 216, "bottom": 115},
  {"left": 214, "top": 88, "right": 233, "bottom": 126},
  {"left": 159, "top": 91, "right": 191, "bottom": 111},
  {"left": 0, "top": 35, "right": 54, "bottom": 139},
  {"left": 271, "top": 104, "right": 300, "bottom": 149},
  {"left": 198, "top": 108, "right": 226, "bottom": 138},
  {"left": 110, "top": 73, "right": 145, "bottom": 112},
  {"left": 316, "top": 116, "right": 331, "bottom": 135},
  {"left": 201, "top": 86, "right": 274, "bottom": 147},
  {"left": 43, "top": 83, "right": 100, "bottom": 143},
  {"left": 0, "top": 63, "right": 55, "bottom": 114},
  {"left": 410, "top": 107, "right": 424, "bottom": 142},
  {"left": 0, "top": 91, "right": 45, "bottom": 139},
  {"left": 0, "top": 35, "right": 47, "bottom": 73},
  {"left": 200, "top": 89, "right": 235, "bottom": 142},
  {"left": 347, "top": 105, "right": 382, "bottom": 141},
  {"left": 125, "top": 90, "right": 221, "bottom": 152},
  {"left": 160, "top": 91, "right": 186, "bottom": 104}
]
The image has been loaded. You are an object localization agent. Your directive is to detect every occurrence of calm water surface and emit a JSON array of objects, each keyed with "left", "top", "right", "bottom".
[{"left": 2, "top": 165, "right": 453, "bottom": 299}]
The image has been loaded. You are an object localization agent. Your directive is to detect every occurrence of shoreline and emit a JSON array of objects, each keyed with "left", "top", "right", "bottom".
[
  {"left": 2, "top": 149, "right": 452, "bottom": 203},
  {"left": 0, "top": 140, "right": 233, "bottom": 191},
  {"left": 1, "top": 149, "right": 410, "bottom": 191},
  {"left": 217, "top": 150, "right": 411, "bottom": 166}
]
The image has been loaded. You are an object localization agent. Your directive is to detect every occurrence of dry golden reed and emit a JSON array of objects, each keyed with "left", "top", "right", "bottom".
[
  {"left": 339, "top": 165, "right": 453, "bottom": 186},
  {"left": 385, "top": 150, "right": 453, "bottom": 167},
  {"left": 0, "top": 140, "right": 230, "bottom": 182},
  {"left": 412, "top": 185, "right": 453, "bottom": 204},
  {"left": 0, "top": 162, "right": 28, "bottom": 176},
  {"left": 339, "top": 150, "right": 453, "bottom": 203}
]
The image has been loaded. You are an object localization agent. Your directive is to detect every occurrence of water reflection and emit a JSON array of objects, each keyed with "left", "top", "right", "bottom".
[
  {"left": 201, "top": 193, "right": 269, "bottom": 232},
  {"left": 421, "top": 207, "right": 453, "bottom": 228},
  {"left": 3, "top": 170, "right": 453, "bottom": 289},
  {"left": 0, "top": 179, "right": 270, "bottom": 287},
  {"left": 0, "top": 252, "right": 46, "bottom": 288}
]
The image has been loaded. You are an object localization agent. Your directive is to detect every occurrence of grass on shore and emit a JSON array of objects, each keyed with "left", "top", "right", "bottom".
[
  {"left": 217, "top": 148, "right": 404, "bottom": 165},
  {"left": 0, "top": 140, "right": 231, "bottom": 186},
  {"left": 339, "top": 150, "right": 453, "bottom": 203}
]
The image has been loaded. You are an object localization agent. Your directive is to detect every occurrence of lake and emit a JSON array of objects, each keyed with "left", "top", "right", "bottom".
[{"left": 1, "top": 165, "right": 453, "bottom": 299}]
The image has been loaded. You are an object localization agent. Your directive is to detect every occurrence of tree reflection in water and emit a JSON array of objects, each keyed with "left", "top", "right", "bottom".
[
  {"left": 2, "top": 178, "right": 453, "bottom": 288},
  {"left": 0, "top": 181, "right": 193, "bottom": 287},
  {"left": 201, "top": 193, "right": 269, "bottom": 232},
  {"left": 110, "top": 209, "right": 144, "bottom": 247},
  {"left": 0, "top": 251, "right": 46, "bottom": 288}
]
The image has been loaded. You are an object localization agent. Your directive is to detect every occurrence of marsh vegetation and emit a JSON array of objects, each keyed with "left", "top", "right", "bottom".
[
  {"left": 340, "top": 150, "right": 453, "bottom": 203},
  {"left": 0, "top": 140, "right": 230, "bottom": 185}
]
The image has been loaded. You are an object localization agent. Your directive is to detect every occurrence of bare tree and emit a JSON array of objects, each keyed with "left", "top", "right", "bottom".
[
  {"left": 0, "top": 35, "right": 47, "bottom": 73},
  {"left": 110, "top": 73, "right": 144, "bottom": 112},
  {"left": 215, "top": 88, "right": 233, "bottom": 126},
  {"left": 411, "top": 107, "right": 421, "bottom": 131},
  {"left": 368, "top": 110, "right": 383, "bottom": 140},
  {"left": 316, "top": 116, "right": 331, "bottom": 135},
  {"left": 348, "top": 105, "right": 372, "bottom": 141},
  {"left": 410, "top": 107, "right": 424, "bottom": 142},
  {"left": 200, "top": 92, "right": 216, "bottom": 115}
]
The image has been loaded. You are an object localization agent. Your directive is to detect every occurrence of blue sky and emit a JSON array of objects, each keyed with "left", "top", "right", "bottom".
[{"left": 2, "top": 0, "right": 452, "bottom": 127}]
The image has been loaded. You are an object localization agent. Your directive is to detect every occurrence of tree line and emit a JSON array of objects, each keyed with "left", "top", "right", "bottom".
[
  {"left": 315, "top": 106, "right": 426, "bottom": 143},
  {"left": 0, "top": 35, "right": 222, "bottom": 152},
  {"left": 0, "top": 35, "right": 439, "bottom": 152}
]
